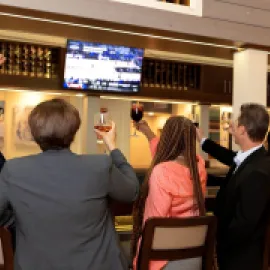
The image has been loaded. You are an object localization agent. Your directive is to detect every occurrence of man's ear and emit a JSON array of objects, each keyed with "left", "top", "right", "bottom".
[{"left": 238, "top": 125, "right": 246, "bottom": 136}]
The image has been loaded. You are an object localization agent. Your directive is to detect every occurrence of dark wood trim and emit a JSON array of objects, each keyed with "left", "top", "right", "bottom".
[
  {"left": 139, "top": 86, "right": 232, "bottom": 104},
  {"left": 149, "top": 247, "right": 205, "bottom": 260},
  {"left": 0, "top": 76, "right": 232, "bottom": 104},
  {"left": 181, "top": 0, "right": 191, "bottom": 5},
  {"left": 0, "top": 74, "right": 60, "bottom": 90}
]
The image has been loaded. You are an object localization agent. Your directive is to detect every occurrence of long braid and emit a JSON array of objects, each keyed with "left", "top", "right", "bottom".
[
  {"left": 131, "top": 116, "right": 206, "bottom": 257},
  {"left": 183, "top": 121, "right": 206, "bottom": 216}
]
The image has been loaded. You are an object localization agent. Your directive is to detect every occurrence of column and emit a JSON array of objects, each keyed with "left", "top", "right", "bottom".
[
  {"left": 81, "top": 96, "right": 101, "bottom": 155},
  {"left": 233, "top": 49, "right": 268, "bottom": 117},
  {"left": 233, "top": 49, "right": 268, "bottom": 149},
  {"left": 196, "top": 104, "right": 209, "bottom": 163}
]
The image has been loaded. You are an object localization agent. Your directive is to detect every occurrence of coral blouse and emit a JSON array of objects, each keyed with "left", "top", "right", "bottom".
[{"left": 133, "top": 137, "right": 207, "bottom": 270}]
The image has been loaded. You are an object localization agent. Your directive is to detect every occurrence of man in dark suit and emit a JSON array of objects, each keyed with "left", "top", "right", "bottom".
[{"left": 197, "top": 103, "right": 270, "bottom": 270}]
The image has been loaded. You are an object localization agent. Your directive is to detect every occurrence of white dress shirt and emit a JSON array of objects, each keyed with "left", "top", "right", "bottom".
[
  {"left": 233, "top": 144, "right": 262, "bottom": 170},
  {"left": 201, "top": 138, "right": 262, "bottom": 171}
]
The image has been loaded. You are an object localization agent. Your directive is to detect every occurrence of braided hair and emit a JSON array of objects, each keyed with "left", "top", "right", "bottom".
[{"left": 131, "top": 116, "right": 206, "bottom": 257}]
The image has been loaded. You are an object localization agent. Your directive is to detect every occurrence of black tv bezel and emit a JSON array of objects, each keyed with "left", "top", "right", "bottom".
[{"left": 62, "top": 39, "right": 145, "bottom": 95}]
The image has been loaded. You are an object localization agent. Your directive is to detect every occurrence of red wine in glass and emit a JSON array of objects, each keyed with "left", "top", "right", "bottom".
[{"left": 131, "top": 103, "right": 144, "bottom": 136}]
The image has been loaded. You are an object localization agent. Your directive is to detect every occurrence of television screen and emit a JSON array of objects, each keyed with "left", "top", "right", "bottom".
[{"left": 63, "top": 40, "right": 144, "bottom": 93}]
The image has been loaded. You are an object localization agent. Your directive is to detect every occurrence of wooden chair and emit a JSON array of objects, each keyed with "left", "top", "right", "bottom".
[
  {"left": 0, "top": 227, "right": 14, "bottom": 270},
  {"left": 137, "top": 216, "right": 217, "bottom": 270}
]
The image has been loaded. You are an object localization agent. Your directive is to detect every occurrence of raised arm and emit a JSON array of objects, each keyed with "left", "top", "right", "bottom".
[
  {"left": 196, "top": 128, "right": 236, "bottom": 166},
  {"left": 95, "top": 122, "right": 139, "bottom": 202},
  {"left": 202, "top": 139, "right": 236, "bottom": 166},
  {"left": 0, "top": 54, "right": 5, "bottom": 66},
  {"left": 108, "top": 149, "right": 139, "bottom": 202},
  {"left": 135, "top": 120, "right": 156, "bottom": 142},
  {"left": 135, "top": 120, "right": 159, "bottom": 157}
]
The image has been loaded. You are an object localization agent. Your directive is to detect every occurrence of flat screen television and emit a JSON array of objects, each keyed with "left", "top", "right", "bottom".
[{"left": 63, "top": 40, "right": 144, "bottom": 93}]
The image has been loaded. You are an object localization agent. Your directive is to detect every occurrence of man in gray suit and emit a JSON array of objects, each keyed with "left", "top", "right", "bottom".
[
  {"left": 0, "top": 54, "right": 15, "bottom": 247},
  {"left": 0, "top": 98, "right": 139, "bottom": 270}
]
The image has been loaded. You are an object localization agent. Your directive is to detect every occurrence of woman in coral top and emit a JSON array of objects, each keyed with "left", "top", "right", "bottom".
[{"left": 132, "top": 116, "right": 207, "bottom": 270}]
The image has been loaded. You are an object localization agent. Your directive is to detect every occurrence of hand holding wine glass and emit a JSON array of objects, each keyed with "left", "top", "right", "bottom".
[
  {"left": 94, "top": 108, "right": 112, "bottom": 144},
  {"left": 221, "top": 112, "right": 233, "bottom": 131},
  {"left": 0, "top": 54, "right": 5, "bottom": 66},
  {"left": 94, "top": 121, "right": 116, "bottom": 152},
  {"left": 195, "top": 127, "right": 204, "bottom": 143},
  {"left": 131, "top": 103, "right": 144, "bottom": 136},
  {"left": 134, "top": 120, "right": 156, "bottom": 141}
]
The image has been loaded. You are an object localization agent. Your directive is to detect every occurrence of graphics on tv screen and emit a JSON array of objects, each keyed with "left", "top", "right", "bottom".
[{"left": 63, "top": 40, "right": 144, "bottom": 93}]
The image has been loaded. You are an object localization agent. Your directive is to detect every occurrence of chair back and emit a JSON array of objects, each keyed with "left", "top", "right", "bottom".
[
  {"left": 137, "top": 216, "right": 217, "bottom": 270},
  {"left": 0, "top": 228, "right": 13, "bottom": 270}
]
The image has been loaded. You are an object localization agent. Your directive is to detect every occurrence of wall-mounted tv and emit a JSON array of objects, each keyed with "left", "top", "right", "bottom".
[{"left": 63, "top": 40, "right": 144, "bottom": 93}]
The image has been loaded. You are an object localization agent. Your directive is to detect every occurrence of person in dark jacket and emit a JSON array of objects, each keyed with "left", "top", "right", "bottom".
[{"left": 197, "top": 103, "right": 270, "bottom": 270}]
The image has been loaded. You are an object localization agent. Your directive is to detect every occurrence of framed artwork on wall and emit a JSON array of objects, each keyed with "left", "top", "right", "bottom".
[{"left": 13, "top": 106, "right": 35, "bottom": 146}]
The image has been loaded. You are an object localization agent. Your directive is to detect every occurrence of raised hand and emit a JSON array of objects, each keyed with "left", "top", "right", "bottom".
[
  {"left": 0, "top": 54, "right": 5, "bottom": 66},
  {"left": 134, "top": 120, "right": 155, "bottom": 141},
  {"left": 94, "top": 121, "right": 116, "bottom": 152}
]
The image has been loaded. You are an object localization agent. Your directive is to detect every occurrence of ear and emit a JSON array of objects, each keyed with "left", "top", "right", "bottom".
[{"left": 239, "top": 125, "right": 246, "bottom": 136}]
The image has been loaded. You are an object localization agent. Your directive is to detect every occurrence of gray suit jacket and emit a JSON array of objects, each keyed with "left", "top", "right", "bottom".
[{"left": 0, "top": 148, "right": 139, "bottom": 270}]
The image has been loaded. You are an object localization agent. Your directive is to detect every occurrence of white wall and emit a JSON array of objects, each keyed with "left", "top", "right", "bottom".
[
  {"left": 0, "top": 91, "right": 133, "bottom": 164},
  {"left": 1, "top": 91, "right": 82, "bottom": 159}
]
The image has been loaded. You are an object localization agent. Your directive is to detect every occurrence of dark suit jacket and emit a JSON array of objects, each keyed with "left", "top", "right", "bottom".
[
  {"left": 202, "top": 139, "right": 270, "bottom": 270},
  {"left": 0, "top": 148, "right": 139, "bottom": 270}
]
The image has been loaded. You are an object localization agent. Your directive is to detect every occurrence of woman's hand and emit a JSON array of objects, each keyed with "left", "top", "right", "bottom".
[
  {"left": 94, "top": 121, "right": 116, "bottom": 152},
  {"left": 195, "top": 127, "right": 204, "bottom": 143},
  {"left": 134, "top": 120, "right": 155, "bottom": 141},
  {"left": 0, "top": 55, "right": 5, "bottom": 66}
]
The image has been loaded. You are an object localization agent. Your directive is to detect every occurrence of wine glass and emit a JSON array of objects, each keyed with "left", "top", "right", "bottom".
[
  {"left": 131, "top": 103, "right": 144, "bottom": 136},
  {"left": 94, "top": 109, "right": 112, "bottom": 145}
]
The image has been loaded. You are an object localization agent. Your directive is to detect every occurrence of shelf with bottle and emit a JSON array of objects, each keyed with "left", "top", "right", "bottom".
[
  {"left": 142, "top": 58, "right": 201, "bottom": 91},
  {"left": 0, "top": 40, "right": 60, "bottom": 80}
]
